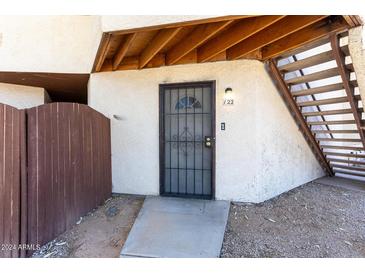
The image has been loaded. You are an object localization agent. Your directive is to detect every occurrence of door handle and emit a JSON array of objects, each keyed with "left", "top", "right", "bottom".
[{"left": 204, "top": 136, "right": 214, "bottom": 148}]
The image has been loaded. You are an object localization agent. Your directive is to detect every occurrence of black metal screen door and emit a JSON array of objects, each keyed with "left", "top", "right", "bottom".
[{"left": 160, "top": 81, "right": 215, "bottom": 199}]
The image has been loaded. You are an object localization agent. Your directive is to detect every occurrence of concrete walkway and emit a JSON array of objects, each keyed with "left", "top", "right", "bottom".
[
  {"left": 314, "top": 176, "right": 365, "bottom": 193},
  {"left": 120, "top": 196, "right": 230, "bottom": 258}
]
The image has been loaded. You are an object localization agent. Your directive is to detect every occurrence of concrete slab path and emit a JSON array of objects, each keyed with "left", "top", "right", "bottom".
[
  {"left": 314, "top": 176, "right": 365, "bottom": 193},
  {"left": 120, "top": 196, "right": 230, "bottom": 258}
]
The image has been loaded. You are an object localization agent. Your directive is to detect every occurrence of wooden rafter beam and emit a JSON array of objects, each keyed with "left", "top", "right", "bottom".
[
  {"left": 227, "top": 15, "right": 327, "bottom": 60},
  {"left": 139, "top": 27, "right": 182, "bottom": 69},
  {"left": 261, "top": 17, "right": 348, "bottom": 60},
  {"left": 112, "top": 33, "right": 137, "bottom": 70},
  {"left": 93, "top": 33, "right": 112, "bottom": 72},
  {"left": 197, "top": 15, "right": 284, "bottom": 63},
  {"left": 342, "top": 15, "right": 363, "bottom": 27},
  {"left": 330, "top": 34, "right": 365, "bottom": 150},
  {"left": 166, "top": 20, "right": 234, "bottom": 65},
  {"left": 266, "top": 60, "right": 333, "bottom": 176}
]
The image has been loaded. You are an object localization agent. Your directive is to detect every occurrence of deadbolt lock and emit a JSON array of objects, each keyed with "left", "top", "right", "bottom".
[{"left": 204, "top": 136, "right": 213, "bottom": 148}]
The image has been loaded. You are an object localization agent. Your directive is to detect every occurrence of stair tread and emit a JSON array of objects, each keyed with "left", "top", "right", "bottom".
[
  {"left": 279, "top": 45, "right": 350, "bottom": 73},
  {"left": 307, "top": 119, "right": 356, "bottom": 125},
  {"left": 297, "top": 94, "right": 361, "bottom": 107},
  {"left": 325, "top": 152, "right": 365, "bottom": 158},
  {"left": 302, "top": 108, "right": 362, "bottom": 117},
  {"left": 292, "top": 80, "right": 358, "bottom": 97},
  {"left": 333, "top": 169, "right": 365, "bottom": 177}
]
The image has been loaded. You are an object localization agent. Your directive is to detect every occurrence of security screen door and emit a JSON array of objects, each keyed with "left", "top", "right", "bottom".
[{"left": 159, "top": 81, "right": 215, "bottom": 199}]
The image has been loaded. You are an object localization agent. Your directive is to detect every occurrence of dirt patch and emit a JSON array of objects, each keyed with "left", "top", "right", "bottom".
[
  {"left": 220, "top": 182, "right": 365, "bottom": 258},
  {"left": 32, "top": 194, "right": 144, "bottom": 258}
]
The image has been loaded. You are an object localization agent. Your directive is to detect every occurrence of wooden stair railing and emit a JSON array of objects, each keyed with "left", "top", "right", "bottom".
[{"left": 266, "top": 32, "right": 365, "bottom": 178}]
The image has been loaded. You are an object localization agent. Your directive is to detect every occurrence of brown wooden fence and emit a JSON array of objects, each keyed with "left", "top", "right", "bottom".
[
  {"left": 0, "top": 102, "right": 112, "bottom": 257},
  {"left": 0, "top": 104, "right": 25, "bottom": 258}
]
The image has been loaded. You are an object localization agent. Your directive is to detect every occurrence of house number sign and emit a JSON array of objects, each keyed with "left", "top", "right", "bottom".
[{"left": 223, "top": 99, "right": 234, "bottom": 105}]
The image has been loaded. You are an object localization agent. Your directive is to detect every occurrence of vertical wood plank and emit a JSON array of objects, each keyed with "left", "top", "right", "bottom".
[
  {"left": 20, "top": 109, "right": 27, "bottom": 258},
  {"left": 0, "top": 104, "right": 4, "bottom": 257},
  {"left": 24, "top": 102, "right": 112, "bottom": 255},
  {"left": 0, "top": 104, "right": 22, "bottom": 258}
]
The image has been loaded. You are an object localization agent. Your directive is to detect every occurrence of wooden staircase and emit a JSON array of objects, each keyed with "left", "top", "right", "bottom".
[{"left": 267, "top": 32, "right": 365, "bottom": 179}]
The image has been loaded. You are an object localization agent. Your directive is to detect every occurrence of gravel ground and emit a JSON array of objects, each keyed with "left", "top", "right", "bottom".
[
  {"left": 220, "top": 182, "right": 365, "bottom": 258},
  {"left": 32, "top": 194, "right": 144, "bottom": 258}
]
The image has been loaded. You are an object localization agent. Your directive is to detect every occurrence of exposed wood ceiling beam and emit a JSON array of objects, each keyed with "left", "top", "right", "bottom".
[
  {"left": 330, "top": 34, "right": 365, "bottom": 150},
  {"left": 261, "top": 17, "right": 348, "bottom": 60},
  {"left": 94, "top": 33, "right": 112, "bottom": 72},
  {"left": 197, "top": 15, "right": 285, "bottom": 63},
  {"left": 342, "top": 15, "right": 363, "bottom": 27},
  {"left": 266, "top": 60, "right": 333, "bottom": 176},
  {"left": 166, "top": 20, "right": 234, "bottom": 65},
  {"left": 227, "top": 15, "right": 327, "bottom": 60},
  {"left": 139, "top": 27, "right": 182, "bottom": 69},
  {"left": 112, "top": 33, "right": 137, "bottom": 70}
]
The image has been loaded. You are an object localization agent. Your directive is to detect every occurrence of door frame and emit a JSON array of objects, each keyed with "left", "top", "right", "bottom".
[{"left": 159, "top": 80, "right": 216, "bottom": 199}]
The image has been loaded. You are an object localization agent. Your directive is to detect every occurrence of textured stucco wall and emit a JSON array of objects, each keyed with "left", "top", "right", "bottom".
[
  {"left": 88, "top": 59, "right": 324, "bottom": 202},
  {"left": 101, "top": 15, "right": 216, "bottom": 32},
  {"left": 0, "top": 83, "right": 45, "bottom": 109},
  {"left": 349, "top": 26, "right": 365, "bottom": 110},
  {"left": 0, "top": 16, "right": 101, "bottom": 73}
]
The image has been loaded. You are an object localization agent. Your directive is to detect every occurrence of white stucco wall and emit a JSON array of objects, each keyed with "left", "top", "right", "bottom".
[
  {"left": 0, "top": 16, "right": 101, "bottom": 73},
  {"left": 101, "top": 16, "right": 216, "bottom": 32},
  {"left": 0, "top": 83, "right": 45, "bottom": 109},
  {"left": 88, "top": 59, "right": 324, "bottom": 202},
  {"left": 349, "top": 26, "right": 365, "bottom": 110}
]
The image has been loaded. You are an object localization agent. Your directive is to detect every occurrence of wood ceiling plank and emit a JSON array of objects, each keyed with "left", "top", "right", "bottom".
[
  {"left": 343, "top": 15, "right": 357, "bottom": 27},
  {"left": 227, "top": 15, "right": 327, "bottom": 60},
  {"left": 197, "top": 16, "right": 284, "bottom": 62},
  {"left": 112, "top": 33, "right": 137, "bottom": 70},
  {"left": 262, "top": 17, "right": 348, "bottom": 60},
  {"left": 139, "top": 27, "right": 182, "bottom": 69},
  {"left": 166, "top": 20, "right": 234, "bottom": 65}
]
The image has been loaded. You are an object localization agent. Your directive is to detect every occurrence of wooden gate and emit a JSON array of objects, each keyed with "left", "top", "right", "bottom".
[
  {"left": 0, "top": 102, "right": 112, "bottom": 257},
  {"left": 0, "top": 104, "right": 26, "bottom": 258},
  {"left": 26, "top": 103, "right": 112, "bottom": 252}
]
